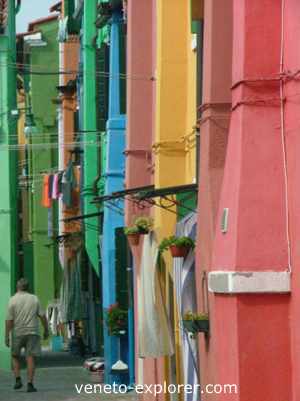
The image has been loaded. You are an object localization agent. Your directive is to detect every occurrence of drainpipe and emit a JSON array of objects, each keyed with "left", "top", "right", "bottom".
[
  {"left": 82, "top": 0, "right": 100, "bottom": 274},
  {"left": 0, "top": 0, "right": 18, "bottom": 370}
]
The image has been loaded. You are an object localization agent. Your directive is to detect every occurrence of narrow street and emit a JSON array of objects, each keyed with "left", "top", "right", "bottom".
[
  {"left": 0, "top": 352, "right": 137, "bottom": 401},
  {"left": 2, "top": 0, "right": 300, "bottom": 400},
  {"left": 0, "top": 366, "right": 137, "bottom": 401}
]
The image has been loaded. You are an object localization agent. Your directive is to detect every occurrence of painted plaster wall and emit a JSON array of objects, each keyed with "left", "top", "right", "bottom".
[
  {"left": 29, "top": 19, "right": 60, "bottom": 309},
  {"left": 82, "top": 0, "right": 100, "bottom": 274},
  {"left": 282, "top": 2, "right": 300, "bottom": 400},
  {"left": 125, "top": 0, "right": 156, "bottom": 397},
  {"left": 209, "top": 1, "right": 291, "bottom": 400},
  {"left": 59, "top": 35, "right": 81, "bottom": 258},
  {"left": 154, "top": 0, "right": 197, "bottom": 396},
  {"left": 0, "top": 0, "right": 18, "bottom": 369},
  {"left": 195, "top": 0, "right": 233, "bottom": 394}
]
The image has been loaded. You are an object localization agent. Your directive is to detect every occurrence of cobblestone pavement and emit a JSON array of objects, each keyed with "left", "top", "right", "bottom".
[{"left": 0, "top": 366, "right": 137, "bottom": 401}]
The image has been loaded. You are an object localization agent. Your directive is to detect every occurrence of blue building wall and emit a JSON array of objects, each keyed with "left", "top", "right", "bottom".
[{"left": 102, "top": 11, "right": 128, "bottom": 384}]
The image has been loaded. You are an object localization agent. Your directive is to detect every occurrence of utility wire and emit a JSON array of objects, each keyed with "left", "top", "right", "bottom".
[
  {"left": 3, "top": 130, "right": 105, "bottom": 138},
  {"left": 0, "top": 142, "right": 101, "bottom": 150},
  {"left": 0, "top": 60, "right": 154, "bottom": 81}
]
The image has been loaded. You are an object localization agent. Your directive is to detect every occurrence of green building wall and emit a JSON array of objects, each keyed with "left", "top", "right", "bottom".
[
  {"left": 28, "top": 19, "right": 61, "bottom": 310},
  {"left": 0, "top": 1, "right": 18, "bottom": 370}
]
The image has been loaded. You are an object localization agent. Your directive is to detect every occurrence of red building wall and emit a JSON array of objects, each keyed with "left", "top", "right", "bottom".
[
  {"left": 198, "top": 1, "right": 292, "bottom": 400},
  {"left": 283, "top": 1, "right": 300, "bottom": 400}
]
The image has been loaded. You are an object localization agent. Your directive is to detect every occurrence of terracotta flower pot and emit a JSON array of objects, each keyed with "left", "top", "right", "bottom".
[
  {"left": 127, "top": 233, "right": 140, "bottom": 246},
  {"left": 170, "top": 245, "right": 190, "bottom": 258}
]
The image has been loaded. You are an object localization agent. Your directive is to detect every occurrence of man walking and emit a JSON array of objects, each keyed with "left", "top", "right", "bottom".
[{"left": 5, "top": 278, "right": 49, "bottom": 392}]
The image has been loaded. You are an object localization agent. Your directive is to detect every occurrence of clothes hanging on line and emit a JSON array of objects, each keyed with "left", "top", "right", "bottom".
[
  {"left": 48, "top": 207, "right": 53, "bottom": 238},
  {"left": 47, "top": 302, "right": 63, "bottom": 336},
  {"left": 52, "top": 173, "right": 60, "bottom": 200},
  {"left": 58, "top": 171, "right": 64, "bottom": 194},
  {"left": 48, "top": 175, "right": 54, "bottom": 199},
  {"left": 42, "top": 174, "right": 52, "bottom": 208},
  {"left": 41, "top": 163, "right": 78, "bottom": 209},
  {"left": 138, "top": 233, "right": 174, "bottom": 358},
  {"left": 62, "top": 160, "right": 77, "bottom": 208}
]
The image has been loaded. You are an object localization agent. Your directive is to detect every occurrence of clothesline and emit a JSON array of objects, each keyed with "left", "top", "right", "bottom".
[
  {"left": 4, "top": 130, "right": 105, "bottom": 138},
  {"left": 0, "top": 141, "right": 101, "bottom": 150},
  {"left": 0, "top": 60, "right": 154, "bottom": 81},
  {"left": 42, "top": 160, "right": 79, "bottom": 210}
]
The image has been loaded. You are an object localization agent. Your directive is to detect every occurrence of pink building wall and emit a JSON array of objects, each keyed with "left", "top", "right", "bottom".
[
  {"left": 195, "top": 0, "right": 233, "bottom": 394},
  {"left": 125, "top": 2, "right": 163, "bottom": 400}
]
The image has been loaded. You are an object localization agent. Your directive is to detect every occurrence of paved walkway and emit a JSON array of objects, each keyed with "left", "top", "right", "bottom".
[{"left": 0, "top": 366, "right": 137, "bottom": 401}]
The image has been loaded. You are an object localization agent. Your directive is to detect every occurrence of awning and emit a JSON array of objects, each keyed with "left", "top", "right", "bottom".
[{"left": 92, "top": 183, "right": 198, "bottom": 217}]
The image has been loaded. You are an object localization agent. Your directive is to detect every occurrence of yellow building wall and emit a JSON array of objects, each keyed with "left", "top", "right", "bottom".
[
  {"left": 185, "top": 27, "right": 197, "bottom": 184},
  {"left": 154, "top": 0, "right": 197, "bottom": 394}
]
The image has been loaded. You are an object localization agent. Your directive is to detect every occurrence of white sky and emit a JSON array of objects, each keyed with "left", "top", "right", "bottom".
[{"left": 17, "top": 0, "right": 56, "bottom": 33}]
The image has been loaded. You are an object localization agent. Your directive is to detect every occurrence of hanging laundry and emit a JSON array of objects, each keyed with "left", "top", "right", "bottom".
[
  {"left": 48, "top": 207, "right": 53, "bottom": 238},
  {"left": 57, "top": 171, "right": 64, "bottom": 196},
  {"left": 62, "top": 160, "right": 77, "bottom": 208},
  {"left": 52, "top": 173, "right": 60, "bottom": 200},
  {"left": 48, "top": 174, "right": 54, "bottom": 199},
  {"left": 138, "top": 233, "right": 174, "bottom": 358},
  {"left": 42, "top": 174, "right": 52, "bottom": 208}
]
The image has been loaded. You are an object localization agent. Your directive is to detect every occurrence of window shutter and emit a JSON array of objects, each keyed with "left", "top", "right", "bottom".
[{"left": 115, "top": 227, "right": 129, "bottom": 310}]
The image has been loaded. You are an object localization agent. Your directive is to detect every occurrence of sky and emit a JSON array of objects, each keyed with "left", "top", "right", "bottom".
[{"left": 16, "top": 0, "right": 56, "bottom": 33}]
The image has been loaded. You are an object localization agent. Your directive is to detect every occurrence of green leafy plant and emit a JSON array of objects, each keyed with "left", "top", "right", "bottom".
[
  {"left": 124, "top": 226, "right": 140, "bottom": 235},
  {"left": 183, "top": 311, "right": 209, "bottom": 321},
  {"left": 182, "top": 311, "right": 209, "bottom": 336},
  {"left": 124, "top": 216, "right": 153, "bottom": 236},
  {"left": 159, "top": 236, "right": 195, "bottom": 253},
  {"left": 134, "top": 216, "right": 153, "bottom": 233},
  {"left": 106, "top": 303, "right": 128, "bottom": 336}
]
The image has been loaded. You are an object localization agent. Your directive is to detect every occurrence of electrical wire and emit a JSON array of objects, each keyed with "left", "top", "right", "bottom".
[
  {"left": 0, "top": 59, "right": 154, "bottom": 81},
  {"left": 0, "top": 141, "right": 101, "bottom": 150},
  {"left": 0, "top": 130, "right": 105, "bottom": 138},
  {"left": 0, "top": 130, "right": 106, "bottom": 140}
]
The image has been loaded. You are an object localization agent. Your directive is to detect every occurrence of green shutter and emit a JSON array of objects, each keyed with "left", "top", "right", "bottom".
[
  {"left": 177, "top": 192, "right": 197, "bottom": 221},
  {"left": 64, "top": 0, "right": 80, "bottom": 34},
  {"left": 96, "top": 43, "right": 109, "bottom": 131},
  {"left": 115, "top": 227, "right": 129, "bottom": 309}
]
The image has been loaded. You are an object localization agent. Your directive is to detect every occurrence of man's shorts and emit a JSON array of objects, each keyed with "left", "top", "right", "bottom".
[{"left": 11, "top": 335, "right": 41, "bottom": 357}]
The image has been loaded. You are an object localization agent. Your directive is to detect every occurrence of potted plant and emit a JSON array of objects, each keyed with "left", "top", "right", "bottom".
[
  {"left": 134, "top": 216, "right": 153, "bottom": 234},
  {"left": 159, "top": 236, "right": 195, "bottom": 258},
  {"left": 124, "top": 216, "right": 153, "bottom": 245},
  {"left": 182, "top": 311, "right": 209, "bottom": 335},
  {"left": 106, "top": 303, "right": 128, "bottom": 336},
  {"left": 124, "top": 226, "right": 141, "bottom": 246}
]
